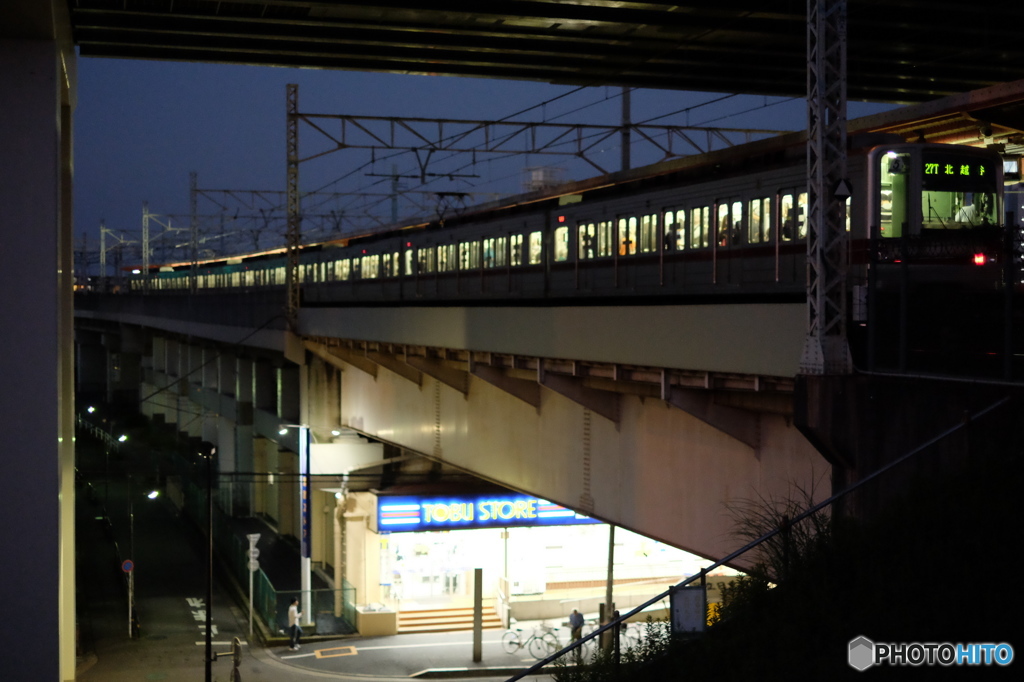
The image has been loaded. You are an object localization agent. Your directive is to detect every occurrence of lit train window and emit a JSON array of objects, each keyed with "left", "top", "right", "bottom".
[
  {"left": 459, "top": 241, "right": 480, "bottom": 269},
  {"left": 361, "top": 255, "right": 379, "bottom": 279},
  {"left": 691, "top": 206, "right": 710, "bottom": 248},
  {"left": 404, "top": 250, "right": 414, "bottom": 276},
  {"left": 716, "top": 201, "right": 743, "bottom": 247},
  {"left": 618, "top": 215, "right": 634, "bottom": 254},
  {"left": 664, "top": 210, "right": 686, "bottom": 250},
  {"left": 495, "top": 237, "right": 507, "bottom": 267},
  {"left": 483, "top": 238, "right": 496, "bottom": 268},
  {"left": 597, "top": 221, "right": 612, "bottom": 257},
  {"left": 275, "top": 266, "right": 285, "bottom": 284},
  {"left": 578, "top": 223, "right": 596, "bottom": 259},
  {"left": 335, "top": 259, "right": 350, "bottom": 280},
  {"left": 382, "top": 253, "right": 393, "bottom": 277},
  {"left": 780, "top": 193, "right": 808, "bottom": 240},
  {"left": 554, "top": 227, "right": 569, "bottom": 262},
  {"left": 511, "top": 234, "right": 523, "bottom": 266},
  {"left": 749, "top": 197, "right": 772, "bottom": 243},
  {"left": 417, "top": 247, "right": 435, "bottom": 273},
  {"left": 640, "top": 214, "right": 658, "bottom": 253},
  {"left": 797, "top": 193, "right": 808, "bottom": 238},
  {"left": 438, "top": 243, "right": 456, "bottom": 272},
  {"left": 528, "top": 232, "right": 543, "bottom": 264}
]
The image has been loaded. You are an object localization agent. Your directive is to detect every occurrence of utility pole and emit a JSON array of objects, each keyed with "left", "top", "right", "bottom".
[
  {"left": 99, "top": 220, "right": 107, "bottom": 284},
  {"left": 190, "top": 172, "right": 199, "bottom": 294},
  {"left": 621, "top": 87, "right": 631, "bottom": 172},
  {"left": 142, "top": 202, "right": 150, "bottom": 293},
  {"left": 285, "top": 83, "right": 301, "bottom": 328}
]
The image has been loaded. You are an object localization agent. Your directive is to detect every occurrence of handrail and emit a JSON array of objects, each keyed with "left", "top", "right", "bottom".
[{"left": 505, "top": 395, "right": 1011, "bottom": 680}]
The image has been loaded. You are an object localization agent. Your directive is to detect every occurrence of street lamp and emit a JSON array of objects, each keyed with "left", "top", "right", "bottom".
[
  {"left": 128, "top": 483, "right": 160, "bottom": 639},
  {"left": 204, "top": 446, "right": 216, "bottom": 682},
  {"left": 278, "top": 424, "right": 312, "bottom": 628}
]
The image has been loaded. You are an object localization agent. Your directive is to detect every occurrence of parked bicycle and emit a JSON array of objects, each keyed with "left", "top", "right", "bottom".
[{"left": 502, "top": 621, "right": 563, "bottom": 660}]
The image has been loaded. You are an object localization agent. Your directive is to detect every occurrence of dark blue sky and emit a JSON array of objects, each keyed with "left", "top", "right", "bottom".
[{"left": 73, "top": 56, "right": 895, "bottom": 266}]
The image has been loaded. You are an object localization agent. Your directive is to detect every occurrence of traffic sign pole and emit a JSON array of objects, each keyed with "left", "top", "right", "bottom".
[
  {"left": 246, "top": 534, "right": 261, "bottom": 638},
  {"left": 122, "top": 559, "right": 135, "bottom": 639}
]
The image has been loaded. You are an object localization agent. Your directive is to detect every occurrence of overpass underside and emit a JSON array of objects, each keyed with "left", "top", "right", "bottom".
[{"left": 78, "top": 295, "right": 830, "bottom": 565}]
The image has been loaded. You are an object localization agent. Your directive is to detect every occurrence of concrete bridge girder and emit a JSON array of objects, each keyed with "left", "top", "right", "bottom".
[{"left": 324, "top": 347, "right": 828, "bottom": 563}]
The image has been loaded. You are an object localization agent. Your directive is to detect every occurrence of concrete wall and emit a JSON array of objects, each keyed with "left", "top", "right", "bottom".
[{"left": 0, "top": 3, "right": 77, "bottom": 678}]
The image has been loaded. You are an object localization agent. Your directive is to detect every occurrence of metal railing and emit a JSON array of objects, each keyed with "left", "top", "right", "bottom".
[
  {"left": 180, "top": 472, "right": 358, "bottom": 639},
  {"left": 505, "top": 395, "right": 1011, "bottom": 680}
]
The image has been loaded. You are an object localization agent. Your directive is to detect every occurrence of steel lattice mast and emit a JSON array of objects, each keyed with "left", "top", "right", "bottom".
[
  {"left": 189, "top": 171, "right": 199, "bottom": 294},
  {"left": 801, "top": 0, "right": 852, "bottom": 375},
  {"left": 286, "top": 84, "right": 301, "bottom": 328}
]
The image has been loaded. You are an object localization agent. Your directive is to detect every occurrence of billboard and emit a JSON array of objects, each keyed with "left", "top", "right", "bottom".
[{"left": 377, "top": 493, "right": 598, "bottom": 532}]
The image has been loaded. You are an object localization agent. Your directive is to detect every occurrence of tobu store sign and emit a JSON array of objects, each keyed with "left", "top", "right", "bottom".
[{"left": 377, "top": 494, "right": 599, "bottom": 532}]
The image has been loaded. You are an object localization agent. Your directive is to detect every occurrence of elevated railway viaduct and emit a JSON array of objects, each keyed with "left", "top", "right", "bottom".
[{"left": 6, "top": 2, "right": 1024, "bottom": 679}]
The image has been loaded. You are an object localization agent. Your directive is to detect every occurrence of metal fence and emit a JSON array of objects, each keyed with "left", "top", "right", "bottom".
[{"left": 179, "top": 465, "right": 357, "bottom": 638}]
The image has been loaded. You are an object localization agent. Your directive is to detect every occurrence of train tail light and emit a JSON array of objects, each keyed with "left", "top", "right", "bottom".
[{"left": 973, "top": 253, "right": 987, "bottom": 266}]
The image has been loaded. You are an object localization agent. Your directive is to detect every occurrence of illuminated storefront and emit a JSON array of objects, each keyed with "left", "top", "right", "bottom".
[{"left": 367, "top": 492, "right": 709, "bottom": 610}]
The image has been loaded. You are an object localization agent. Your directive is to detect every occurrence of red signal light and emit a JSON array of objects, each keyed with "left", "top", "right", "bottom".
[
  {"left": 558, "top": 215, "right": 565, "bottom": 223},
  {"left": 973, "top": 253, "right": 986, "bottom": 266}
]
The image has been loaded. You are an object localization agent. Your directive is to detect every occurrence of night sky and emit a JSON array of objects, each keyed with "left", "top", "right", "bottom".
[{"left": 72, "top": 55, "right": 895, "bottom": 270}]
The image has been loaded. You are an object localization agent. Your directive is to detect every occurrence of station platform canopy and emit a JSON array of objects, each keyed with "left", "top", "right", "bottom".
[{"left": 67, "top": 1, "right": 1024, "bottom": 104}]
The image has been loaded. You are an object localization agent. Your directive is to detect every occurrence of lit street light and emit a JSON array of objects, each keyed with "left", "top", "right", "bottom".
[
  {"left": 278, "top": 424, "right": 313, "bottom": 629},
  {"left": 128, "top": 482, "right": 160, "bottom": 639}
]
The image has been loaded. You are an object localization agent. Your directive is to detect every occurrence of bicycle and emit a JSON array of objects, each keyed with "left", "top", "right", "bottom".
[{"left": 502, "top": 622, "right": 562, "bottom": 659}]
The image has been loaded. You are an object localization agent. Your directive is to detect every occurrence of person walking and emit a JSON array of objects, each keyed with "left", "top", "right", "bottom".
[
  {"left": 288, "top": 598, "right": 303, "bottom": 650},
  {"left": 569, "top": 609, "right": 584, "bottom": 642}
]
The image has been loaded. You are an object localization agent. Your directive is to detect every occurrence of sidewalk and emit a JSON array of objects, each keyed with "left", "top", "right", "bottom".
[{"left": 74, "top": 427, "right": 538, "bottom": 681}]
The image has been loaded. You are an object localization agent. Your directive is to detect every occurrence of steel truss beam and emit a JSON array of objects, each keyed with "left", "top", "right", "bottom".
[{"left": 296, "top": 113, "right": 789, "bottom": 176}]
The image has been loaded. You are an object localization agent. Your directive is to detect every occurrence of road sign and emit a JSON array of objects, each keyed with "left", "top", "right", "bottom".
[
  {"left": 122, "top": 559, "right": 134, "bottom": 573},
  {"left": 248, "top": 559, "right": 260, "bottom": 572}
]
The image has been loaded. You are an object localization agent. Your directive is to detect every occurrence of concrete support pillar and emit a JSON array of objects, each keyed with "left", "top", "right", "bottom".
[
  {"left": 254, "top": 359, "right": 276, "bottom": 413},
  {"left": 188, "top": 343, "right": 203, "bottom": 389},
  {"left": 217, "top": 415, "right": 236, "bottom": 513},
  {"left": 219, "top": 351, "right": 235, "bottom": 400},
  {"left": 152, "top": 335, "right": 168, "bottom": 373},
  {"left": 253, "top": 437, "right": 279, "bottom": 523},
  {"left": 203, "top": 345, "right": 218, "bottom": 393},
  {"left": 236, "top": 357, "right": 255, "bottom": 515},
  {"left": 76, "top": 329, "right": 107, "bottom": 398},
  {"left": 0, "top": 5, "right": 77, "bottom": 678},
  {"left": 308, "top": 356, "right": 342, "bottom": 434},
  {"left": 279, "top": 364, "right": 300, "bottom": 424},
  {"left": 345, "top": 493, "right": 378, "bottom": 606}
]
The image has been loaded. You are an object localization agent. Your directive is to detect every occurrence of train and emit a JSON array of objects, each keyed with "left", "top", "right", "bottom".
[{"left": 128, "top": 132, "right": 1013, "bottom": 310}]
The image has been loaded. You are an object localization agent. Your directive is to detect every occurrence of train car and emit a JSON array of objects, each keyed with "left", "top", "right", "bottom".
[{"left": 130, "top": 135, "right": 1013, "bottom": 311}]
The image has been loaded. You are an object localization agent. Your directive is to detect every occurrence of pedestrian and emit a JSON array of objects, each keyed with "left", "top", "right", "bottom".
[
  {"left": 569, "top": 608, "right": 584, "bottom": 642},
  {"left": 288, "top": 597, "right": 303, "bottom": 650}
]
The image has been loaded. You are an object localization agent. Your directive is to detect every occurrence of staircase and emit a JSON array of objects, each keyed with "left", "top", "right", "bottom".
[{"left": 398, "top": 606, "right": 504, "bottom": 634}]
